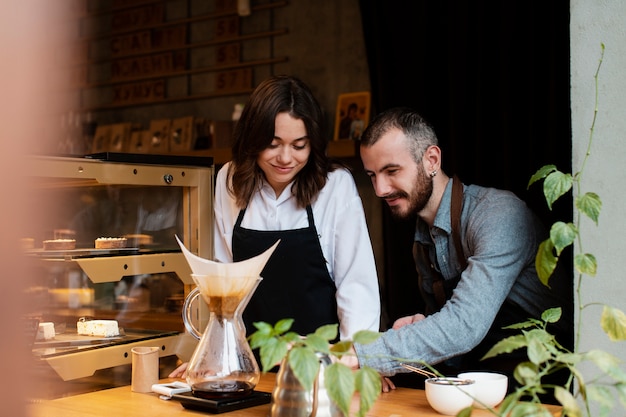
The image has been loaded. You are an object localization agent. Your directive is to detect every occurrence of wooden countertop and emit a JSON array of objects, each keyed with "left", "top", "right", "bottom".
[{"left": 27, "top": 372, "right": 560, "bottom": 417}]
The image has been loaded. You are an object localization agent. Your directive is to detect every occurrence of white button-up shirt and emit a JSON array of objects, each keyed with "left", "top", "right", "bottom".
[{"left": 214, "top": 162, "right": 381, "bottom": 339}]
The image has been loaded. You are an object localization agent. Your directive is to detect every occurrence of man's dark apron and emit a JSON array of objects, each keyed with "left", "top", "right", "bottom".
[{"left": 232, "top": 205, "right": 339, "bottom": 339}]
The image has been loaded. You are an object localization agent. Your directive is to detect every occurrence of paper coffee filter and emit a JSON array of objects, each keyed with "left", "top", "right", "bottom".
[
  {"left": 175, "top": 235, "right": 280, "bottom": 280},
  {"left": 192, "top": 274, "right": 257, "bottom": 298}
]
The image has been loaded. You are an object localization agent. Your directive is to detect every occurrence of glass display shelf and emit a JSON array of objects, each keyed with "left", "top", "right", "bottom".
[{"left": 23, "top": 154, "right": 213, "bottom": 386}]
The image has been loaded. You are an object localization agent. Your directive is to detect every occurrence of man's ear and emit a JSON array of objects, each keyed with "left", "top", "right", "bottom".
[{"left": 423, "top": 145, "right": 442, "bottom": 173}]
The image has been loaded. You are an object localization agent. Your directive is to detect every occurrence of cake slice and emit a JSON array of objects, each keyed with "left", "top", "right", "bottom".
[
  {"left": 36, "top": 322, "right": 56, "bottom": 341},
  {"left": 77, "top": 319, "right": 119, "bottom": 337}
]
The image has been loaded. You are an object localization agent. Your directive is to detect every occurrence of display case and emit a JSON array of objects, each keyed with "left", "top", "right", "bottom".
[{"left": 23, "top": 153, "right": 213, "bottom": 391}]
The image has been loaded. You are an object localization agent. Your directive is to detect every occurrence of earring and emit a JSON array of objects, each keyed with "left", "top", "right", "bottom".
[{"left": 430, "top": 170, "right": 438, "bottom": 178}]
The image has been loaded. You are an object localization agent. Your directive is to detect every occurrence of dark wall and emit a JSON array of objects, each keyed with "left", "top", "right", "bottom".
[{"left": 359, "top": 1, "right": 572, "bottom": 327}]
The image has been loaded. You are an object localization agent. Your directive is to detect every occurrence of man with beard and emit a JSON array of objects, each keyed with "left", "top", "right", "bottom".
[{"left": 342, "top": 107, "right": 572, "bottom": 394}]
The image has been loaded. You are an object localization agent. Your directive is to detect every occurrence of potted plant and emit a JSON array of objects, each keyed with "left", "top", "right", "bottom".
[
  {"left": 483, "top": 44, "right": 626, "bottom": 417},
  {"left": 249, "top": 318, "right": 382, "bottom": 417}
]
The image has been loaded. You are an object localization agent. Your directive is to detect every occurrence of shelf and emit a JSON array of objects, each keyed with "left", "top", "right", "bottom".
[{"left": 145, "top": 142, "right": 358, "bottom": 166}]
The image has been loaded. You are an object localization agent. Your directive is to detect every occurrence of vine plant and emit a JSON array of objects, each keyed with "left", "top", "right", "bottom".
[{"left": 483, "top": 44, "right": 626, "bottom": 417}]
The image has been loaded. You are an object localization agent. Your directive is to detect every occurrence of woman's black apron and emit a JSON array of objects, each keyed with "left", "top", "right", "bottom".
[{"left": 232, "top": 205, "right": 339, "bottom": 339}]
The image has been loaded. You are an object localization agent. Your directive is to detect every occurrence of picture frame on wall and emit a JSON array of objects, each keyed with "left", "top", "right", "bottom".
[
  {"left": 108, "top": 123, "right": 133, "bottom": 152},
  {"left": 91, "top": 125, "right": 112, "bottom": 153},
  {"left": 333, "top": 91, "right": 371, "bottom": 141},
  {"left": 169, "top": 116, "right": 196, "bottom": 152},
  {"left": 147, "top": 119, "right": 172, "bottom": 153}
]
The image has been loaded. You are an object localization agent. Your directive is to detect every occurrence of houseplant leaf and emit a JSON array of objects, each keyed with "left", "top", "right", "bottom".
[
  {"left": 543, "top": 170, "right": 573, "bottom": 210},
  {"left": 288, "top": 346, "right": 320, "bottom": 391},
  {"left": 325, "top": 362, "right": 355, "bottom": 416},
  {"left": 354, "top": 366, "right": 381, "bottom": 417},
  {"left": 600, "top": 305, "right": 626, "bottom": 341},
  {"left": 575, "top": 192, "right": 602, "bottom": 225}
]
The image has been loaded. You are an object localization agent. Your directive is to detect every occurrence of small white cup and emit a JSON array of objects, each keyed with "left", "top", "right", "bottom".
[
  {"left": 425, "top": 377, "right": 475, "bottom": 415},
  {"left": 458, "top": 371, "right": 508, "bottom": 409},
  {"left": 131, "top": 346, "right": 159, "bottom": 393}
]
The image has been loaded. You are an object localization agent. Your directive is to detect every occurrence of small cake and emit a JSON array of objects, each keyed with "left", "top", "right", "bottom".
[
  {"left": 43, "top": 239, "right": 76, "bottom": 251},
  {"left": 77, "top": 319, "right": 119, "bottom": 337},
  {"left": 123, "top": 234, "right": 153, "bottom": 247},
  {"left": 95, "top": 237, "right": 127, "bottom": 249},
  {"left": 36, "top": 322, "right": 55, "bottom": 341}
]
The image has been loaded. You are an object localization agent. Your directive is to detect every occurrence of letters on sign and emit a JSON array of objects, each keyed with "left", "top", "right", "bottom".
[
  {"left": 110, "top": 31, "right": 152, "bottom": 57},
  {"left": 110, "top": 26, "right": 187, "bottom": 57},
  {"left": 112, "top": 79, "right": 166, "bottom": 105},
  {"left": 111, "top": 51, "right": 187, "bottom": 80},
  {"left": 111, "top": 4, "right": 164, "bottom": 32},
  {"left": 215, "top": 68, "right": 252, "bottom": 93}
]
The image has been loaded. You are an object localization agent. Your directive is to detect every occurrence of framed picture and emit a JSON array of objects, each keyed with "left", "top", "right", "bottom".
[
  {"left": 128, "top": 130, "right": 150, "bottom": 154},
  {"left": 108, "top": 123, "right": 132, "bottom": 152},
  {"left": 334, "top": 91, "right": 371, "bottom": 141},
  {"left": 169, "top": 116, "right": 196, "bottom": 153},
  {"left": 91, "top": 125, "right": 112, "bottom": 153},
  {"left": 147, "top": 119, "right": 172, "bottom": 153}
]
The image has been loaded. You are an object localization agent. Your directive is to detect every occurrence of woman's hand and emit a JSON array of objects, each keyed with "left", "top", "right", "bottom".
[
  {"left": 392, "top": 313, "right": 426, "bottom": 329},
  {"left": 168, "top": 361, "right": 188, "bottom": 378},
  {"left": 381, "top": 375, "right": 396, "bottom": 392}
]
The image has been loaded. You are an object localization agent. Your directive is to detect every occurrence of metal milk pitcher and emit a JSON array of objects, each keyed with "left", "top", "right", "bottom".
[{"left": 270, "top": 353, "right": 342, "bottom": 417}]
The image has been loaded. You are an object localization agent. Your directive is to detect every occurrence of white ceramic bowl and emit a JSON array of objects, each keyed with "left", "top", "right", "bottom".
[
  {"left": 458, "top": 371, "right": 508, "bottom": 409},
  {"left": 424, "top": 377, "right": 475, "bottom": 415}
]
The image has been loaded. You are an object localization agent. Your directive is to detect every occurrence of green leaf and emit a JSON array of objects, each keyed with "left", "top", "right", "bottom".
[
  {"left": 513, "top": 362, "right": 540, "bottom": 386},
  {"left": 543, "top": 171, "right": 573, "bottom": 210},
  {"left": 274, "top": 318, "right": 295, "bottom": 334},
  {"left": 585, "top": 349, "right": 622, "bottom": 376},
  {"left": 504, "top": 317, "right": 542, "bottom": 330},
  {"left": 252, "top": 321, "right": 273, "bottom": 334},
  {"left": 258, "top": 337, "right": 288, "bottom": 372},
  {"left": 325, "top": 363, "right": 355, "bottom": 417},
  {"left": 528, "top": 164, "right": 557, "bottom": 189},
  {"left": 536, "top": 239, "right": 558, "bottom": 285},
  {"left": 352, "top": 329, "right": 381, "bottom": 345},
  {"left": 574, "top": 253, "right": 597, "bottom": 276},
  {"left": 601, "top": 305, "right": 626, "bottom": 341},
  {"left": 541, "top": 307, "right": 562, "bottom": 323},
  {"left": 330, "top": 340, "right": 353, "bottom": 356},
  {"left": 456, "top": 407, "right": 473, "bottom": 417},
  {"left": 282, "top": 331, "right": 304, "bottom": 344},
  {"left": 508, "top": 402, "right": 552, "bottom": 417},
  {"left": 354, "top": 367, "right": 381, "bottom": 417},
  {"left": 289, "top": 347, "right": 320, "bottom": 392},
  {"left": 550, "top": 221, "right": 577, "bottom": 255},
  {"left": 587, "top": 385, "right": 614, "bottom": 416},
  {"left": 558, "top": 352, "right": 584, "bottom": 366},
  {"left": 576, "top": 192, "right": 602, "bottom": 225},
  {"left": 555, "top": 386, "right": 582, "bottom": 417},
  {"left": 497, "top": 393, "right": 521, "bottom": 416},
  {"left": 313, "top": 323, "right": 338, "bottom": 341},
  {"left": 527, "top": 334, "right": 552, "bottom": 365},
  {"left": 303, "top": 333, "right": 331, "bottom": 354},
  {"left": 481, "top": 335, "right": 527, "bottom": 360}
]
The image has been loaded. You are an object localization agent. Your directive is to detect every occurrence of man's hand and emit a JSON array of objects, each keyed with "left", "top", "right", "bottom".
[
  {"left": 392, "top": 313, "right": 426, "bottom": 329},
  {"left": 337, "top": 346, "right": 396, "bottom": 393}
]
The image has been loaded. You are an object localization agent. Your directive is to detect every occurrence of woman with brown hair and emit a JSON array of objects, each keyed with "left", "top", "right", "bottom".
[{"left": 216, "top": 75, "right": 380, "bottom": 341}]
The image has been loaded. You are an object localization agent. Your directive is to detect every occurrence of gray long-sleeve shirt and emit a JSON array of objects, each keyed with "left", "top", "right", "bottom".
[{"left": 354, "top": 178, "right": 572, "bottom": 376}]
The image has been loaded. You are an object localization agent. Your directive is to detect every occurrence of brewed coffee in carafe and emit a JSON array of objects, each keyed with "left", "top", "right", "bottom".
[
  {"left": 183, "top": 274, "right": 261, "bottom": 398},
  {"left": 176, "top": 236, "right": 279, "bottom": 399}
]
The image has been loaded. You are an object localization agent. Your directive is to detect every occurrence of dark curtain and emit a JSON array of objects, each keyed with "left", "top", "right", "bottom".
[{"left": 358, "top": 1, "right": 572, "bottom": 329}]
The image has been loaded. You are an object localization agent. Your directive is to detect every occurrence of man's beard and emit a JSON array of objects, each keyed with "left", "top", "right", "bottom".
[{"left": 387, "top": 166, "right": 433, "bottom": 220}]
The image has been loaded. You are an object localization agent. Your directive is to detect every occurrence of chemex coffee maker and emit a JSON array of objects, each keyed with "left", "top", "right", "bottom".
[{"left": 175, "top": 237, "right": 279, "bottom": 411}]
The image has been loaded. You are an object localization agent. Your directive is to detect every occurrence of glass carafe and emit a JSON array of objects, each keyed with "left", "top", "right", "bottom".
[{"left": 182, "top": 274, "right": 261, "bottom": 398}]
